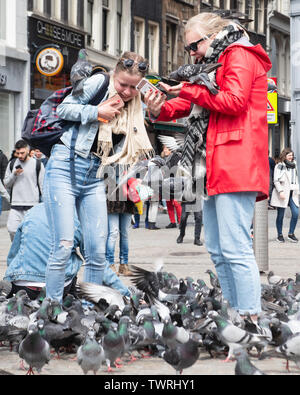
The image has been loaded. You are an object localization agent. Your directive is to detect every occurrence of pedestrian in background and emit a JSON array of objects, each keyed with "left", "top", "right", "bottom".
[
  {"left": 4, "top": 140, "right": 45, "bottom": 241},
  {"left": 145, "top": 12, "right": 272, "bottom": 317},
  {"left": 177, "top": 200, "right": 203, "bottom": 246},
  {"left": 0, "top": 148, "right": 8, "bottom": 218},
  {"left": 270, "top": 148, "right": 299, "bottom": 243},
  {"left": 161, "top": 145, "right": 182, "bottom": 229}
]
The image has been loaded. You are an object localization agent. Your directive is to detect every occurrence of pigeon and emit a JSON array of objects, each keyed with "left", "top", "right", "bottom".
[
  {"left": 70, "top": 49, "right": 93, "bottom": 96},
  {"left": 267, "top": 271, "right": 286, "bottom": 286},
  {"left": 77, "top": 282, "right": 126, "bottom": 311},
  {"left": 207, "top": 311, "right": 267, "bottom": 360},
  {"left": 102, "top": 326, "right": 125, "bottom": 372},
  {"left": 77, "top": 330, "right": 105, "bottom": 375},
  {"left": 234, "top": 348, "right": 266, "bottom": 375},
  {"left": 0, "top": 280, "right": 12, "bottom": 298},
  {"left": 169, "top": 63, "right": 222, "bottom": 94},
  {"left": 162, "top": 335, "right": 200, "bottom": 375},
  {"left": 18, "top": 324, "right": 51, "bottom": 375},
  {"left": 129, "top": 265, "right": 160, "bottom": 299},
  {"left": 206, "top": 270, "right": 221, "bottom": 289}
]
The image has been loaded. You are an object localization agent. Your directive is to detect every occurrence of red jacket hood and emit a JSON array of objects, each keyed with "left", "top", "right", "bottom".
[{"left": 223, "top": 39, "right": 272, "bottom": 73}]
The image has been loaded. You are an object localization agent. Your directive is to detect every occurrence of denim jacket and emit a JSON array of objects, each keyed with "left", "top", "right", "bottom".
[
  {"left": 57, "top": 73, "right": 109, "bottom": 158},
  {"left": 4, "top": 203, "right": 130, "bottom": 297}
]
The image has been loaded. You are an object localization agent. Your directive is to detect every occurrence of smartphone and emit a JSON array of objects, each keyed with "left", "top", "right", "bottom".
[
  {"left": 16, "top": 165, "right": 22, "bottom": 170},
  {"left": 136, "top": 78, "right": 161, "bottom": 96}
]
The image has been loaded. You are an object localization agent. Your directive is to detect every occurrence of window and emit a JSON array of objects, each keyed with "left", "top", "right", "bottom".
[
  {"left": 246, "top": 0, "right": 255, "bottom": 30},
  {"left": 77, "top": 0, "right": 84, "bottom": 28},
  {"left": 166, "top": 22, "right": 177, "bottom": 75},
  {"left": 148, "top": 22, "right": 159, "bottom": 73},
  {"left": 134, "top": 18, "right": 145, "bottom": 57},
  {"left": 28, "top": 0, "right": 34, "bottom": 11},
  {"left": 102, "top": 0, "right": 109, "bottom": 51},
  {"left": 116, "top": 0, "right": 122, "bottom": 55},
  {"left": 0, "top": 0, "right": 6, "bottom": 40},
  {"left": 256, "top": 0, "right": 264, "bottom": 34},
  {"left": 87, "top": 0, "right": 94, "bottom": 46},
  {"left": 61, "top": 0, "right": 69, "bottom": 23},
  {"left": 0, "top": 93, "right": 15, "bottom": 156},
  {"left": 44, "top": 0, "right": 51, "bottom": 17}
]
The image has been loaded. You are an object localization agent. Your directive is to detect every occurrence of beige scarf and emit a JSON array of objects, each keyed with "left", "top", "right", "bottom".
[{"left": 96, "top": 74, "right": 154, "bottom": 178}]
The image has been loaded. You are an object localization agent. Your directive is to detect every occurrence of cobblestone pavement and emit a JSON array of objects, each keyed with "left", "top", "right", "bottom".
[{"left": 0, "top": 208, "right": 299, "bottom": 375}]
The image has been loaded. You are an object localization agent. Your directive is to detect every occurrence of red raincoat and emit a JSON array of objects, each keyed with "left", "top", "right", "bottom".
[{"left": 156, "top": 41, "right": 272, "bottom": 201}]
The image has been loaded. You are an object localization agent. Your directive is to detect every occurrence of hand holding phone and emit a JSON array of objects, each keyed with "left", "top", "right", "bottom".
[
  {"left": 14, "top": 164, "right": 23, "bottom": 176},
  {"left": 136, "top": 78, "right": 161, "bottom": 96},
  {"left": 98, "top": 94, "right": 124, "bottom": 123}
]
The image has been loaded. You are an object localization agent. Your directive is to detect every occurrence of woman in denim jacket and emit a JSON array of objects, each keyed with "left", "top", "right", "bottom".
[
  {"left": 43, "top": 52, "right": 153, "bottom": 303},
  {"left": 4, "top": 203, "right": 130, "bottom": 299}
]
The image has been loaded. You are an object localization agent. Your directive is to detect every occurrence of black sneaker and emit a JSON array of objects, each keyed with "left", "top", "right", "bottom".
[
  {"left": 288, "top": 234, "right": 298, "bottom": 243},
  {"left": 276, "top": 235, "right": 285, "bottom": 243},
  {"left": 166, "top": 223, "right": 177, "bottom": 229}
]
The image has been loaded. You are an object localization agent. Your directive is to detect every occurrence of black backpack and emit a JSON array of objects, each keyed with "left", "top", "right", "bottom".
[{"left": 21, "top": 73, "right": 110, "bottom": 158}]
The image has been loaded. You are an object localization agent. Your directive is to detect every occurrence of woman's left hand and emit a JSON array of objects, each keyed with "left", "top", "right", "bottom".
[{"left": 159, "top": 82, "right": 184, "bottom": 97}]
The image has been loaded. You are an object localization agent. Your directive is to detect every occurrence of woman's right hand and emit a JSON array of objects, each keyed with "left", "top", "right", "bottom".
[
  {"left": 279, "top": 191, "right": 285, "bottom": 200},
  {"left": 144, "top": 89, "right": 166, "bottom": 118},
  {"left": 97, "top": 100, "right": 121, "bottom": 122}
]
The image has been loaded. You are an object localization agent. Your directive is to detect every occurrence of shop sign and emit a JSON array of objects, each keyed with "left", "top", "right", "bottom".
[
  {"left": 36, "top": 47, "right": 64, "bottom": 77},
  {"left": 35, "top": 19, "right": 84, "bottom": 49},
  {"left": 267, "top": 78, "right": 278, "bottom": 124},
  {"left": 0, "top": 72, "right": 7, "bottom": 86}
]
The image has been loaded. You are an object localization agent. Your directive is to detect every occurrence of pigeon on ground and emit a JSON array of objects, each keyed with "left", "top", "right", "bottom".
[
  {"left": 70, "top": 49, "right": 93, "bottom": 96},
  {"left": 0, "top": 280, "right": 12, "bottom": 298},
  {"left": 102, "top": 326, "right": 125, "bottom": 372},
  {"left": 207, "top": 311, "right": 267, "bottom": 360},
  {"left": 234, "top": 348, "right": 266, "bottom": 375},
  {"left": 77, "top": 330, "right": 105, "bottom": 375},
  {"left": 162, "top": 335, "right": 200, "bottom": 375},
  {"left": 169, "top": 63, "right": 222, "bottom": 94},
  {"left": 206, "top": 270, "right": 221, "bottom": 289},
  {"left": 18, "top": 324, "right": 51, "bottom": 375},
  {"left": 267, "top": 271, "right": 286, "bottom": 286}
]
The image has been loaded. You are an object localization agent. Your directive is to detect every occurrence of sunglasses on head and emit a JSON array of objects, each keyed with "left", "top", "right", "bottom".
[
  {"left": 184, "top": 34, "right": 212, "bottom": 53},
  {"left": 121, "top": 58, "right": 149, "bottom": 72}
]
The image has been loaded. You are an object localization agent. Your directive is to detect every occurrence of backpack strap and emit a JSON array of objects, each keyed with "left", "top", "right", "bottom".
[
  {"left": 35, "top": 159, "right": 42, "bottom": 199},
  {"left": 69, "top": 73, "right": 110, "bottom": 185},
  {"left": 9, "top": 158, "right": 17, "bottom": 203}
]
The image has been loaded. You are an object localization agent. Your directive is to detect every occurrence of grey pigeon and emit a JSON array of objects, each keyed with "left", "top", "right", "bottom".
[
  {"left": 18, "top": 324, "right": 51, "bottom": 375},
  {"left": 102, "top": 326, "right": 125, "bottom": 372},
  {"left": 169, "top": 63, "right": 222, "bottom": 94},
  {"left": 77, "top": 330, "right": 105, "bottom": 375},
  {"left": 207, "top": 311, "right": 267, "bottom": 360},
  {"left": 0, "top": 280, "right": 12, "bottom": 298},
  {"left": 162, "top": 335, "right": 200, "bottom": 375},
  {"left": 70, "top": 49, "right": 93, "bottom": 96},
  {"left": 267, "top": 271, "right": 286, "bottom": 286},
  {"left": 234, "top": 348, "right": 266, "bottom": 375}
]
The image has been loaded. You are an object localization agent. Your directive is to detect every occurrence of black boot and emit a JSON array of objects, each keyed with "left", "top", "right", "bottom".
[
  {"left": 194, "top": 238, "right": 203, "bottom": 246},
  {"left": 148, "top": 222, "right": 160, "bottom": 230},
  {"left": 177, "top": 234, "right": 184, "bottom": 243}
]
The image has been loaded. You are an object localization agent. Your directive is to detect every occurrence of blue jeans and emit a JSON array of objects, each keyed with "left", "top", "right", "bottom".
[
  {"left": 0, "top": 196, "right": 2, "bottom": 216},
  {"left": 203, "top": 192, "right": 261, "bottom": 315},
  {"left": 276, "top": 192, "right": 299, "bottom": 236},
  {"left": 106, "top": 213, "right": 131, "bottom": 265},
  {"left": 43, "top": 144, "right": 108, "bottom": 302}
]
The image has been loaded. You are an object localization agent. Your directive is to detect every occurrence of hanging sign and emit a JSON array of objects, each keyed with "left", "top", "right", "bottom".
[
  {"left": 267, "top": 77, "right": 278, "bottom": 124},
  {"left": 36, "top": 47, "right": 64, "bottom": 77}
]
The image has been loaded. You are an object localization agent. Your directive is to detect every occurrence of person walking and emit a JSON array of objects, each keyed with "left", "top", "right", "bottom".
[
  {"left": 43, "top": 52, "right": 153, "bottom": 304},
  {"left": 161, "top": 145, "right": 182, "bottom": 229},
  {"left": 177, "top": 200, "right": 203, "bottom": 246},
  {"left": 4, "top": 140, "right": 45, "bottom": 241},
  {"left": 270, "top": 148, "right": 299, "bottom": 243},
  {"left": 144, "top": 12, "right": 272, "bottom": 317}
]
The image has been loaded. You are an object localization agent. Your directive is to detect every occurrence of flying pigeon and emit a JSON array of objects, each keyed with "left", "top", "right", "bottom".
[
  {"left": 169, "top": 63, "right": 222, "bottom": 95},
  {"left": 77, "top": 330, "right": 105, "bottom": 375},
  {"left": 70, "top": 49, "right": 93, "bottom": 96},
  {"left": 18, "top": 324, "right": 51, "bottom": 375}
]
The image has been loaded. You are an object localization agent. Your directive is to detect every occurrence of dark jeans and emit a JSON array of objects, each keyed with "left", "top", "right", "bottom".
[
  {"left": 179, "top": 203, "right": 202, "bottom": 239},
  {"left": 7, "top": 277, "right": 78, "bottom": 301},
  {"left": 276, "top": 192, "right": 299, "bottom": 236}
]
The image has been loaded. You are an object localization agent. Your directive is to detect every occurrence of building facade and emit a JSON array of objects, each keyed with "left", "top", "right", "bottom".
[
  {"left": 0, "top": 0, "right": 30, "bottom": 156},
  {"left": 267, "top": 0, "right": 291, "bottom": 158}
]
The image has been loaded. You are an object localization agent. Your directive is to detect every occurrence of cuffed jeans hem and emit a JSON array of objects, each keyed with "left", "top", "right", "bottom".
[{"left": 237, "top": 307, "right": 262, "bottom": 315}]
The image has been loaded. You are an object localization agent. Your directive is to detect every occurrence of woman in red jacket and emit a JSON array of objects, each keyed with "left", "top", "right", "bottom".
[{"left": 145, "top": 13, "right": 272, "bottom": 318}]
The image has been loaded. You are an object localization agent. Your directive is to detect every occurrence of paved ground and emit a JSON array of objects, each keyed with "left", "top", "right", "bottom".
[{"left": 0, "top": 207, "right": 299, "bottom": 376}]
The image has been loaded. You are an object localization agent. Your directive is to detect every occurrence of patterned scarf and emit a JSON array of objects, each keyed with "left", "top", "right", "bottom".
[{"left": 180, "top": 23, "right": 245, "bottom": 198}]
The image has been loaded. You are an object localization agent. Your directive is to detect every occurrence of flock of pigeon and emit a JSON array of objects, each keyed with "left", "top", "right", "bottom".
[{"left": 1, "top": 266, "right": 300, "bottom": 375}]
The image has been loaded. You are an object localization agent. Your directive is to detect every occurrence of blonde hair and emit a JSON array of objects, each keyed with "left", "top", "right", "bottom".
[
  {"left": 185, "top": 12, "right": 232, "bottom": 36},
  {"left": 115, "top": 51, "right": 148, "bottom": 77}
]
